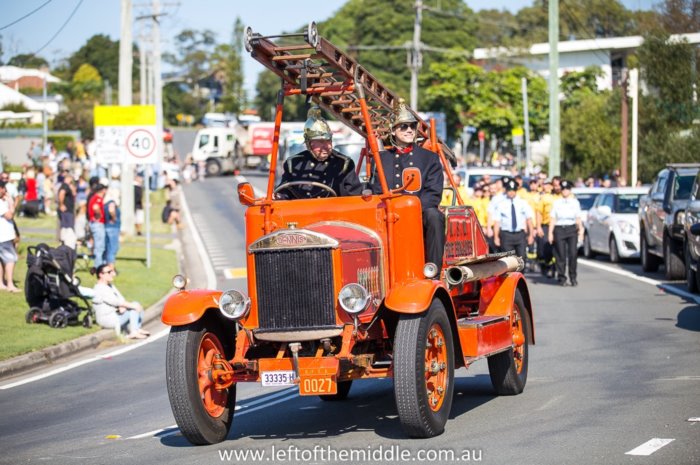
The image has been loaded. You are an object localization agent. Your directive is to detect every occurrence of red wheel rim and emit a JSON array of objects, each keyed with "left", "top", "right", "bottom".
[
  {"left": 512, "top": 306, "right": 525, "bottom": 374},
  {"left": 425, "top": 323, "right": 449, "bottom": 412},
  {"left": 197, "top": 333, "right": 228, "bottom": 417}
]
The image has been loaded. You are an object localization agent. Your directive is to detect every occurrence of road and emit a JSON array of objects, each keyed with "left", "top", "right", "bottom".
[{"left": 1, "top": 150, "right": 698, "bottom": 464}]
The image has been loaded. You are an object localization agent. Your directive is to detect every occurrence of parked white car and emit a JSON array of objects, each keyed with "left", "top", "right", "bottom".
[
  {"left": 454, "top": 167, "right": 511, "bottom": 195},
  {"left": 583, "top": 187, "right": 649, "bottom": 262}
]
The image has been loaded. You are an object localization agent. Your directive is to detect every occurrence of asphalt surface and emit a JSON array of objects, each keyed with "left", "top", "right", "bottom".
[{"left": 1, "top": 130, "right": 698, "bottom": 464}]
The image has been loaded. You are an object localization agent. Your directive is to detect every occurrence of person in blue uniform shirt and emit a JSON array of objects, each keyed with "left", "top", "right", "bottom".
[
  {"left": 548, "top": 180, "right": 583, "bottom": 286},
  {"left": 493, "top": 178, "right": 535, "bottom": 260},
  {"left": 276, "top": 106, "right": 362, "bottom": 199},
  {"left": 371, "top": 99, "right": 445, "bottom": 267}
]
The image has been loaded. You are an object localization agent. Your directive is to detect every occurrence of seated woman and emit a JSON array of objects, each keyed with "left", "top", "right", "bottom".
[{"left": 91, "top": 264, "right": 149, "bottom": 339}]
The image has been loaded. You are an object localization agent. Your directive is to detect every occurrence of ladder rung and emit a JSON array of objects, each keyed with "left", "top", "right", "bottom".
[
  {"left": 330, "top": 98, "right": 354, "bottom": 105},
  {"left": 340, "top": 107, "right": 362, "bottom": 113},
  {"left": 273, "top": 44, "right": 313, "bottom": 52},
  {"left": 272, "top": 54, "right": 313, "bottom": 62},
  {"left": 306, "top": 72, "right": 335, "bottom": 79}
]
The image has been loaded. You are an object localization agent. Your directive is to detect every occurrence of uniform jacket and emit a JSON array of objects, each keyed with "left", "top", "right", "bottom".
[
  {"left": 279, "top": 149, "right": 362, "bottom": 199},
  {"left": 370, "top": 143, "right": 444, "bottom": 210}
]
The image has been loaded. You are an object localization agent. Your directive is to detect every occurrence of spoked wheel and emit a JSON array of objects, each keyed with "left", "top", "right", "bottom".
[
  {"left": 319, "top": 380, "right": 353, "bottom": 401},
  {"left": 25, "top": 307, "right": 41, "bottom": 324},
  {"left": 49, "top": 311, "right": 69, "bottom": 329},
  {"left": 488, "top": 288, "right": 531, "bottom": 395},
  {"left": 394, "top": 299, "right": 454, "bottom": 438},
  {"left": 166, "top": 318, "right": 236, "bottom": 445}
]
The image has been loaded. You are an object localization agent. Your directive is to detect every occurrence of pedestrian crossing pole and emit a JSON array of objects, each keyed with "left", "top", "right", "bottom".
[{"left": 548, "top": 0, "right": 560, "bottom": 177}]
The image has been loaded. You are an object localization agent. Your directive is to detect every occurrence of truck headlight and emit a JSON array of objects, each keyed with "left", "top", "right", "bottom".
[
  {"left": 338, "top": 283, "right": 371, "bottom": 314},
  {"left": 172, "top": 274, "right": 187, "bottom": 290},
  {"left": 219, "top": 289, "right": 250, "bottom": 320}
]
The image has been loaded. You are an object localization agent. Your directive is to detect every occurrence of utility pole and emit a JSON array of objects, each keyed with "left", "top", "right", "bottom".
[
  {"left": 119, "top": 0, "right": 135, "bottom": 236},
  {"left": 629, "top": 68, "right": 639, "bottom": 187},
  {"left": 621, "top": 69, "right": 629, "bottom": 184},
  {"left": 410, "top": 0, "right": 423, "bottom": 110},
  {"left": 522, "top": 77, "right": 531, "bottom": 176},
  {"left": 548, "top": 0, "right": 560, "bottom": 177},
  {"left": 40, "top": 65, "right": 48, "bottom": 152}
]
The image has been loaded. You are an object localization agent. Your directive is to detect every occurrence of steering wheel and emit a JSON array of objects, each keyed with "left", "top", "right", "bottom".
[{"left": 273, "top": 181, "right": 337, "bottom": 199}]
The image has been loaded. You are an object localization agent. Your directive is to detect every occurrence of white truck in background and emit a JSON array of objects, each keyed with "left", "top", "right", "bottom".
[{"left": 192, "top": 125, "right": 248, "bottom": 176}]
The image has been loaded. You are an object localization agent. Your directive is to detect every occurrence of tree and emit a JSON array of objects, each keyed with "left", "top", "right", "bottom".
[
  {"left": 658, "top": 0, "right": 700, "bottom": 33},
  {"left": 163, "top": 82, "right": 207, "bottom": 126},
  {"left": 163, "top": 29, "right": 217, "bottom": 87},
  {"left": 7, "top": 53, "right": 48, "bottom": 69},
  {"left": 211, "top": 18, "right": 246, "bottom": 113},
  {"left": 560, "top": 66, "right": 604, "bottom": 109},
  {"left": 73, "top": 63, "right": 102, "bottom": 83},
  {"left": 68, "top": 34, "right": 120, "bottom": 85},
  {"left": 254, "top": 70, "right": 307, "bottom": 122},
  {"left": 52, "top": 102, "right": 95, "bottom": 139}
]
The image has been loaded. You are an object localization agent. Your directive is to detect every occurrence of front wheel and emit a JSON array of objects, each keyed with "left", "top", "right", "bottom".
[
  {"left": 583, "top": 232, "right": 596, "bottom": 258},
  {"left": 166, "top": 319, "right": 236, "bottom": 445},
  {"left": 641, "top": 229, "right": 660, "bottom": 272},
  {"left": 393, "top": 299, "right": 455, "bottom": 438},
  {"left": 488, "top": 288, "right": 531, "bottom": 395},
  {"left": 609, "top": 236, "right": 620, "bottom": 263},
  {"left": 205, "top": 160, "right": 222, "bottom": 177},
  {"left": 664, "top": 237, "right": 685, "bottom": 280},
  {"left": 686, "top": 245, "right": 699, "bottom": 293}
]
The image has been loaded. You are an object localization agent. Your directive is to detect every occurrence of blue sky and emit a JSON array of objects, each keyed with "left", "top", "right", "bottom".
[{"left": 1, "top": 0, "right": 657, "bottom": 96}]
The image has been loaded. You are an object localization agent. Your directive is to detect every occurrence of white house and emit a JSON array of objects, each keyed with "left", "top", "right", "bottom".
[
  {"left": 473, "top": 33, "right": 700, "bottom": 91},
  {"left": 0, "top": 82, "right": 59, "bottom": 124}
]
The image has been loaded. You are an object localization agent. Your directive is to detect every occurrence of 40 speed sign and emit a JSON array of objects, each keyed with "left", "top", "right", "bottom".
[{"left": 94, "top": 105, "right": 158, "bottom": 165}]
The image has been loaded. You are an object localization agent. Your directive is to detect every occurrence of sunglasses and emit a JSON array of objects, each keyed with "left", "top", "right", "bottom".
[
  {"left": 102, "top": 269, "right": 116, "bottom": 275},
  {"left": 396, "top": 123, "right": 417, "bottom": 131}
]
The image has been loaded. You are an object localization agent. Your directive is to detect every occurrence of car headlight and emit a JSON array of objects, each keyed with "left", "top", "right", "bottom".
[
  {"left": 338, "top": 283, "right": 371, "bottom": 314},
  {"left": 676, "top": 211, "right": 686, "bottom": 226},
  {"left": 616, "top": 220, "right": 636, "bottom": 235},
  {"left": 219, "top": 289, "right": 251, "bottom": 320}
]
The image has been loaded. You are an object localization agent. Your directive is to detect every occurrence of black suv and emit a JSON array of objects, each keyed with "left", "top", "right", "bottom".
[
  {"left": 684, "top": 171, "right": 700, "bottom": 293},
  {"left": 639, "top": 163, "right": 700, "bottom": 279}
]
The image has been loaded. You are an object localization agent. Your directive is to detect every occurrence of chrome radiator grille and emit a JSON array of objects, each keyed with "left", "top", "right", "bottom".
[{"left": 254, "top": 248, "right": 336, "bottom": 330}]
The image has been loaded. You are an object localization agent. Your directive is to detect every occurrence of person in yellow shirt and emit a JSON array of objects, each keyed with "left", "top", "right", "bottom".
[
  {"left": 441, "top": 172, "right": 468, "bottom": 207},
  {"left": 536, "top": 180, "right": 558, "bottom": 277}
]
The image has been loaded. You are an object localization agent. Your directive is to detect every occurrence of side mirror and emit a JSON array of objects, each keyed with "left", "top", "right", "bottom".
[
  {"left": 651, "top": 192, "right": 664, "bottom": 202},
  {"left": 598, "top": 205, "right": 612, "bottom": 217},
  {"left": 237, "top": 182, "right": 256, "bottom": 206},
  {"left": 402, "top": 168, "right": 422, "bottom": 193},
  {"left": 691, "top": 223, "right": 700, "bottom": 236}
]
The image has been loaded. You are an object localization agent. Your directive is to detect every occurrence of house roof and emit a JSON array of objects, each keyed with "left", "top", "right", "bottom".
[
  {"left": 0, "top": 65, "right": 61, "bottom": 84},
  {"left": 473, "top": 32, "right": 700, "bottom": 60},
  {"left": 0, "top": 82, "right": 53, "bottom": 112}
]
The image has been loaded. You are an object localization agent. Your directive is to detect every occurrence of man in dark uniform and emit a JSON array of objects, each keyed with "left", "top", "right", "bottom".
[
  {"left": 371, "top": 99, "right": 445, "bottom": 266},
  {"left": 276, "top": 107, "right": 362, "bottom": 199},
  {"left": 493, "top": 178, "right": 535, "bottom": 260}
]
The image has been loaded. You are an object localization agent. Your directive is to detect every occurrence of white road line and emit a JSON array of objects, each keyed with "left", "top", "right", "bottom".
[
  {"left": 126, "top": 389, "right": 298, "bottom": 440},
  {"left": 0, "top": 329, "right": 170, "bottom": 390},
  {"left": 625, "top": 438, "right": 675, "bottom": 456},
  {"left": 180, "top": 190, "right": 217, "bottom": 289},
  {"left": 579, "top": 259, "right": 700, "bottom": 304}
]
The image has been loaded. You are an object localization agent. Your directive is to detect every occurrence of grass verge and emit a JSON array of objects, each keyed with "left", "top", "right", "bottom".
[{"left": 0, "top": 238, "right": 178, "bottom": 361}]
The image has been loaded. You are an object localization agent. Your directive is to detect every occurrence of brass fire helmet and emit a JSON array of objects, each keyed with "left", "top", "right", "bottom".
[
  {"left": 388, "top": 98, "right": 418, "bottom": 146},
  {"left": 303, "top": 106, "right": 333, "bottom": 149}
]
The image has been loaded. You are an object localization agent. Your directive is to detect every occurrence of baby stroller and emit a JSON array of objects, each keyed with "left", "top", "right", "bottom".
[{"left": 24, "top": 243, "right": 94, "bottom": 329}]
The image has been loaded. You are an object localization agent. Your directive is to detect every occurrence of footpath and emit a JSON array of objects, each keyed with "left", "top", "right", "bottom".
[{"left": 0, "top": 195, "right": 211, "bottom": 382}]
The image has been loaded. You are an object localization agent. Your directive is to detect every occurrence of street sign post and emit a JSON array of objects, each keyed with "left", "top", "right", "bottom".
[{"left": 94, "top": 105, "right": 158, "bottom": 268}]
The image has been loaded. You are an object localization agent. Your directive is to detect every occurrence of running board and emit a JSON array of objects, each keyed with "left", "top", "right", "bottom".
[{"left": 457, "top": 315, "right": 512, "bottom": 358}]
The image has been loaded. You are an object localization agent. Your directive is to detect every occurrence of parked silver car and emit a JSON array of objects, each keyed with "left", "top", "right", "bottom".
[{"left": 584, "top": 187, "right": 648, "bottom": 262}]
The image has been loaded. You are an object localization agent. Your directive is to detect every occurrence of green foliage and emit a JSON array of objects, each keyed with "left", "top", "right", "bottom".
[
  {"left": 72, "top": 63, "right": 102, "bottom": 83},
  {"left": 561, "top": 89, "right": 621, "bottom": 179},
  {"left": 163, "top": 82, "right": 207, "bottom": 126},
  {"left": 47, "top": 135, "right": 75, "bottom": 153},
  {"left": 66, "top": 34, "right": 138, "bottom": 86},
  {"left": 422, "top": 59, "right": 548, "bottom": 141},
  {"left": 7, "top": 53, "right": 48, "bottom": 69},
  {"left": 52, "top": 103, "right": 94, "bottom": 139},
  {"left": 0, "top": 102, "right": 30, "bottom": 113},
  {"left": 560, "top": 66, "right": 604, "bottom": 109},
  {"left": 254, "top": 70, "right": 308, "bottom": 122},
  {"left": 210, "top": 18, "right": 246, "bottom": 113},
  {"left": 164, "top": 29, "right": 217, "bottom": 85}
]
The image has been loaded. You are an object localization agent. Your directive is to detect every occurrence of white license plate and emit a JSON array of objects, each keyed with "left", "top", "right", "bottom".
[{"left": 261, "top": 371, "right": 296, "bottom": 386}]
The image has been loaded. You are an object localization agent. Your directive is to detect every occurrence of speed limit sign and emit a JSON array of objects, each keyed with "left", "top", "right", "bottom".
[{"left": 127, "top": 129, "right": 156, "bottom": 159}]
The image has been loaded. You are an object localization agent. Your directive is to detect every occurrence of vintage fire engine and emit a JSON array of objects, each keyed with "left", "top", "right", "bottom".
[{"left": 162, "top": 23, "right": 534, "bottom": 445}]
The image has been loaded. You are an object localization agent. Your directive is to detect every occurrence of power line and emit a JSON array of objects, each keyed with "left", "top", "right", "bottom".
[
  {"left": 0, "top": 0, "right": 53, "bottom": 32},
  {"left": 32, "top": 0, "right": 84, "bottom": 57}
]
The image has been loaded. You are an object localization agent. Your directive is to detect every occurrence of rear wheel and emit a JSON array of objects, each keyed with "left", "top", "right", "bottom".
[
  {"left": 319, "top": 380, "right": 352, "bottom": 401},
  {"left": 49, "top": 311, "right": 69, "bottom": 329},
  {"left": 640, "top": 229, "right": 660, "bottom": 272},
  {"left": 394, "top": 299, "right": 454, "bottom": 438},
  {"left": 488, "top": 289, "right": 530, "bottom": 395},
  {"left": 583, "top": 232, "right": 596, "bottom": 258},
  {"left": 25, "top": 307, "right": 41, "bottom": 324},
  {"left": 166, "top": 318, "right": 236, "bottom": 445},
  {"left": 664, "top": 236, "right": 685, "bottom": 280},
  {"left": 609, "top": 236, "right": 620, "bottom": 263},
  {"left": 686, "top": 245, "right": 699, "bottom": 293}
]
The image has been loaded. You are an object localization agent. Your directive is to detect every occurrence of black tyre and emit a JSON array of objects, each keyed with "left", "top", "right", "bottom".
[
  {"left": 166, "top": 319, "right": 236, "bottom": 445},
  {"left": 640, "top": 229, "right": 660, "bottom": 272},
  {"left": 319, "top": 380, "right": 353, "bottom": 401},
  {"left": 664, "top": 237, "right": 685, "bottom": 280},
  {"left": 82, "top": 314, "right": 93, "bottom": 328},
  {"left": 393, "top": 299, "right": 455, "bottom": 438},
  {"left": 49, "top": 311, "right": 69, "bottom": 329},
  {"left": 685, "top": 245, "right": 699, "bottom": 293},
  {"left": 583, "top": 232, "right": 596, "bottom": 258},
  {"left": 25, "top": 307, "right": 41, "bottom": 324},
  {"left": 488, "top": 289, "right": 531, "bottom": 395},
  {"left": 609, "top": 236, "right": 620, "bottom": 263},
  {"left": 206, "top": 160, "right": 222, "bottom": 177}
]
